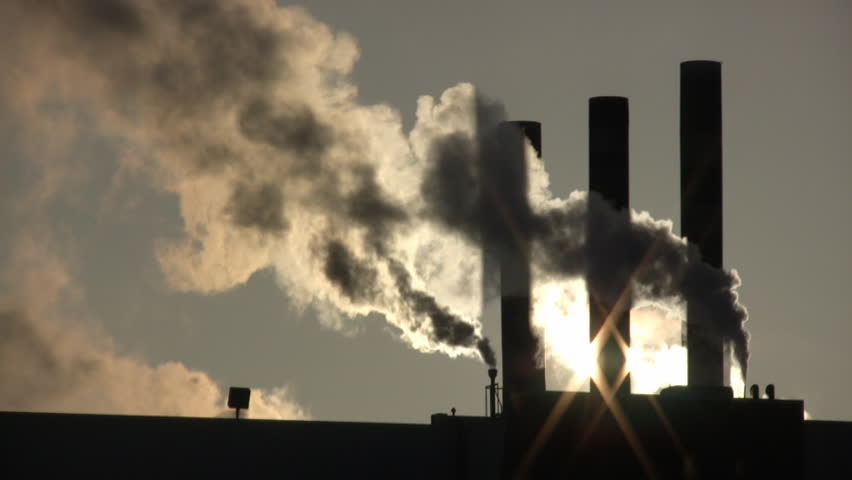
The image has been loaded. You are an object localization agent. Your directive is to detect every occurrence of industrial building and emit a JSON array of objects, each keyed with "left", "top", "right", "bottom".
[{"left": 3, "top": 61, "right": 850, "bottom": 479}]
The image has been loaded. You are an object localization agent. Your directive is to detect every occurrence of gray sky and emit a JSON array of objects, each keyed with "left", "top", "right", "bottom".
[{"left": 1, "top": 1, "right": 850, "bottom": 422}]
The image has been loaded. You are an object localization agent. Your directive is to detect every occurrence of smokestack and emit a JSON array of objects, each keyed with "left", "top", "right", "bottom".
[
  {"left": 491, "top": 120, "right": 544, "bottom": 480},
  {"left": 588, "top": 96, "right": 631, "bottom": 396},
  {"left": 495, "top": 121, "right": 545, "bottom": 405},
  {"left": 488, "top": 368, "right": 498, "bottom": 417},
  {"left": 513, "top": 121, "right": 542, "bottom": 158},
  {"left": 681, "top": 60, "right": 725, "bottom": 387}
]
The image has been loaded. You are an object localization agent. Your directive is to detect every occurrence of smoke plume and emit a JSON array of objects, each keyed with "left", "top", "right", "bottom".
[
  {"left": 0, "top": 230, "right": 308, "bottom": 419},
  {"left": 0, "top": 0, "right": 495, "bottom": 364},
  {"left": 0, "top": 308, "right": 307, "bottom": 419},
  {"left": 0, "top": 0, "right": 749, "bottom": 378},
  {"left": 421, "top": 116, "right": 750, "bottom": 375}
]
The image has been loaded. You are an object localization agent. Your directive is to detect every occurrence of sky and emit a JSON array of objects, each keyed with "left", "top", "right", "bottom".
[{"left": 1, "top": 1, "right": 850, "bottom": 423}]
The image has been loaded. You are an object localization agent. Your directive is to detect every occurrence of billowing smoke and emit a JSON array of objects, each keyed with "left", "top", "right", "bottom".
[
  {"left": 0, "top": 0, "right": 495, "bottom": 364},
  {"left": 0, "top": 308, "right": 308, "bottom": 419},
  {"left": 388, "top": 259, "right": 497, "bottom": 366},
  {"left": 421, "top": 119, "right": 750, "bottom": 375},
  {"left": 0, "top": 231, "right": 307, "bottom": 419},
  {"left": 226, "top": 182, "right": 289, "bottom": 234},
  {"left": 0, "top": 0, "right": 748, "bottom": 378},
  {"left": 552, "top": 193, "right": 749, "bottom": 377}
]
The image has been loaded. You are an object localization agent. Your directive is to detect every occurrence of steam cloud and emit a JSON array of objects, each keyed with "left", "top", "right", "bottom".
[
  {"left": 422, "top": 119, "right": 749, "bottom": 374},
  {"left": 0, "top": 308, "right": 307, "bottom": 419},
  {"left": 0, "top": 231, "right": 307, "bottom": 419},
  {"left": 1, "top": 0, "right": 495, "bottom": 365},
  {"left": 1, "top": 0, "right": 748, "bottom": 378}
]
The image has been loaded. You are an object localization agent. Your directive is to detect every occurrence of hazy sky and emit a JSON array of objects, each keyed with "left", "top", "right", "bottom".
[{"left": 1, "top": 1, "right": 850, "bottom": 423}]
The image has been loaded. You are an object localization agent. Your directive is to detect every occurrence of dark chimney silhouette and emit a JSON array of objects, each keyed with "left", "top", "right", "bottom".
[
  {"left": 588, "top": 96, "right": 631, "bottom": 396},
  {"left": 493, "top": 120, "right": 544, "bottom": 480},
  {"left": 487, "top": 368, "right": 499, "bottom": 417},
  {"left": 498, "top": 121, "right": 545, "bottom": 404},
  {"left": 681, "top": 60, "right": 725, "bottom": 387}
]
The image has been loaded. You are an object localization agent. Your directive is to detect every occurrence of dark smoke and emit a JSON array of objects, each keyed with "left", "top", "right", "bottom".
[
  {"left": 388, "top": 259, "right": 497, "bottom": 366},
  {"left": 421, "top": 104, "right": 535, "bottom": 261},
  {"left": 238, "top": 99, "right": 333, "bottom": 164},
  {"left": 323, "top": 240, "right": 380, "bottom": 303},
  {"left": 21, "top": 1, "right": 282, "bottom": 114},
  {"left": 344, "top": 166, "right": 409, "bottom": 254},
  {"left": 476, "top": 338, "right": 497, "bottom": 368},
  {"left": 420, "top": 132, "right": 480, "bottom": 238},
  {"left": 226, "top": 182, "right": 288, "bottom": 233},
  {"left": 319, "top": 240, "right": 497, "bottom": 365}
]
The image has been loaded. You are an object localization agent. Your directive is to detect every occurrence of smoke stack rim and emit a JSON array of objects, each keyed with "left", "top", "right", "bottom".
[
  {"left": 589, "top": 96, "right": 628, "bottom": 110},
  {"left": 680, "top": 59, "right": 723, "bottom": 67},
  {"left": 508, "top": 120, "right": 542, "bottom": 158}
]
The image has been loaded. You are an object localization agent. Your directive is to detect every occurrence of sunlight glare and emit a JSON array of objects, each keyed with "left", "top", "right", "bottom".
[
  {"left": 532, "top": 279, "right": 593, "bottom": 391},
  {"left": 628, "top": 304, "right": 687, "bottom": 393},
  {"left": 730, "top": 355, "right": 745, "bottom": 398},
  {"left": 533, "top": 281, "right": 697, "bottom": 394}
]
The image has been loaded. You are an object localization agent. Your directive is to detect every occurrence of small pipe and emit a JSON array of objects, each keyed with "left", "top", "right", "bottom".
[
  {"left": 750, "top": 384, "right": 759, "bottom": 399},
  {"left": 488, "top": 368, "right": 498, "bottom": 417}
]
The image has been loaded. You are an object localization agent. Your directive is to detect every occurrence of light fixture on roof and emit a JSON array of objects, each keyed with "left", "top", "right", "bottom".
[{"left": 228, "top": 387, "right": 251, "bottom": 419}]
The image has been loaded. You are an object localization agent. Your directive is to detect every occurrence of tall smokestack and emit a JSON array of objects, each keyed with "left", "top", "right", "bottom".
[
  {"left": 588, "top": 96, "right": 631, "bottom": 396},
  {"left": 492, "top": 120, "right": 544, "bottom": 480},
  {"left": 681, "top": 60, "right": 725, "bottom": 387},
  {"left": 490, "top": 121, "right": 545, "bottom": 407}
]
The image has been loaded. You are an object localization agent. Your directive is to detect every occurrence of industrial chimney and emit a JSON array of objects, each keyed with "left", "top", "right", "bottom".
[
  {"left": 681, "top": 60, "right": 725, "bottom": 387},
  {"left": 487, "top": 120, "right": 544, "bottom": 480},
  {"left": 480, "top": 120, "right": 545, "bottom": 410},
  {"left": 487, "top": 368, "right": 500, "bottom": 417},
  {"left": 588, "top": 96, "right": 631, "bottom": 397}
]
